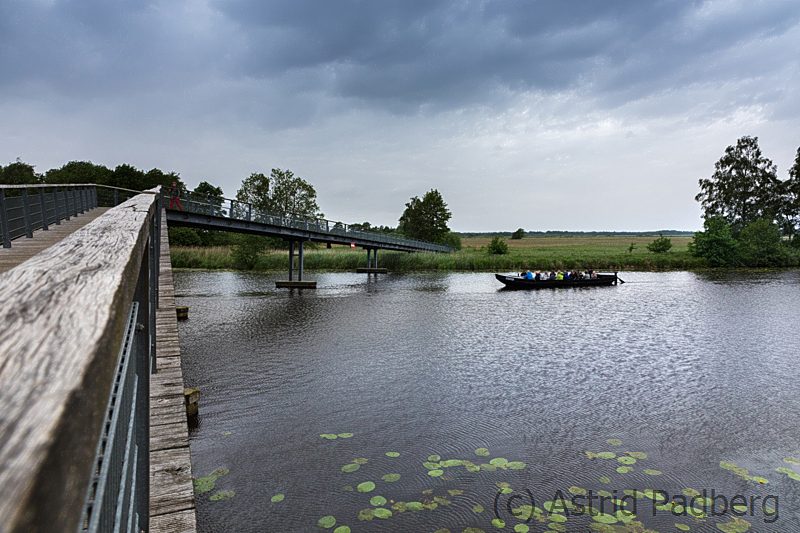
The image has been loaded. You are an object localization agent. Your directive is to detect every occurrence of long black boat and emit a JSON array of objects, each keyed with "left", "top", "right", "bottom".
[{"left": 495, "top": 272, "right": 621, "bottom": 289}]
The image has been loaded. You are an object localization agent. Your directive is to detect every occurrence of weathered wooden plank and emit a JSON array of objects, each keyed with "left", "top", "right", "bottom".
[
  {"left": 0, "top": 194, "right": 157, "bottom": 533},
  {"left": 151, "top": 422, "right": 189, "bottom": 452},
  {"left": 150, "top": 448, "right": 195, "bottom": 517},
  {"left": 151, "top": 508, "right": 197, "bottom": 533}
]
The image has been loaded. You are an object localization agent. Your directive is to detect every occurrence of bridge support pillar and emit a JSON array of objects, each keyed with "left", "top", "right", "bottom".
[
  {"left": 277, "top": 239, "right": 316, "bottom": 288},
  {"left": 356, "top": 247, "right": 388, "bottom": 274}
]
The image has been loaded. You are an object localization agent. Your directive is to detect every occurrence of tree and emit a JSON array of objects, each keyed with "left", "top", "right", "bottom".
[
  {"left": 783, "top": 147, "right": 800, "bottom": 237},
  {"left": 646, "top": 234, "right": 672, "bottom": 254},
  {"left": 695, "top": 136, "right": 783, "bottom": 232},
  {"left": 398, "top": 189, "right": 452, "bottom": 243},
  {"left": 0, "top": 159, "right": 40, "bottom": 185},
  {"left": 487, "top": 236, "right": 509, "bottom": 255},
  {"left": 45, "top": 161, "right": 113, "bottom": 185},
  {"left": 511, "top": 228, "right": 525, "bottom": 240},
  {"left": 236, "top": 168, "right": 322, "bottom": 218},
  {"left": 689, "top": 216, "right": 739, "bottom": 266},
  {"left": 738, "top": 218, "right": 785, "bottom": 266}
]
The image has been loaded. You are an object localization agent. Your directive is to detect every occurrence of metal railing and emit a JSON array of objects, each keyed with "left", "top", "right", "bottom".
[
  {"left": 0, "top": 184, "right": 146, "bottom": 248},
  {"left": 166, "top": 188, "right": 453, "bottom": 252}
]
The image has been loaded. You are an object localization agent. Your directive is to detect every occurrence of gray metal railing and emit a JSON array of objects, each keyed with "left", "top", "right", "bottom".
[
  {"left": 166, "top": 188, "right": 453, "bottom": 253},
  {"left": 0, "top": 184, "right": 146, "bottom": 248}
]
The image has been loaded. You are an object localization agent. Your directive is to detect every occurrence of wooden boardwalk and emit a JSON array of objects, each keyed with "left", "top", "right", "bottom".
[
  {"left": 0, "top": 207, "right": 109, "bottom": 273},
  {"left": 150, "top": 211, "right": 197, "bottom": 533}
]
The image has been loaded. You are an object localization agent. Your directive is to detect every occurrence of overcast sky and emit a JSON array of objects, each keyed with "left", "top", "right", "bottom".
[{"left": 1, "top": 0, "right": 798, "bottom": 231}]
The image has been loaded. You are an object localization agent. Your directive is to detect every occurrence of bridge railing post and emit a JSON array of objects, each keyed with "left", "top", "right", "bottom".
[
  {"left": 22, "top": 189, "right": 33, "bottom": 238},
  {"left": 39, "top": 189, "right": 49, "bottom": 231},
  {"left": 0, "top": 189, "right": 11, "bottom": 248}
]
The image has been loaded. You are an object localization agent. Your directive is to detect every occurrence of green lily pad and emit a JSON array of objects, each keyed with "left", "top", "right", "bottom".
[
  {"left": 506, "top": 461, "right": 526, "bottom": 470},
  {"left": 465, "top": 463, "right": 481, "bottom": 473},
  {"left": 209, "top": 490, "right": 235, "bottom": 501},
  {"left": 357, "top": 481, "right": 375, "bottom": 493},
  {"left": 373, "top": 508, "right": 392, "bottom": 519},
  {"left": 381, "top": 473, "right": 401, "bottom": 482},
  {"left": 448, "top": 489, "right": 464, "bottom": 496},
  {"left": 617, "top": 456, "right": 636, "bottom": 465},
  {"left": 595, "top": 452, "right": 616, "bottom": 459},
  {"left": 514, "top": 525, "right": 530, "bottom": 533},
  {"left": 472, "top": 504, "right": 485, "bottom": 513},
  {"left": 320, "top": 434, "right": 338, "bottom": 440},
  {"left": 489, "top": 457, "right": 508, "bottom": 466},
  {"left": 475, "top": 447, "right": 490, "bottom": 456},
  {"left": 352, "top": 457, "right": 369, "bottom": 465},
  {"left": 440, "top": 459, "right": 464, "bottom": 468},
  {"left": 784, "top": 457, "right": 800, "bottom": 465},
  {"left": 569, "top": 486, "right": 587, "bottom": 496},
  {"left": 463, "top": 528, "right": 485, "bottom": 533},
  {"left": 548, "top": 524, "right": 566, "bottom": 532},
  {"left": 616, "top": 466, "right": 633, "bottom": 474},
  {"left": 682, "top": 488, "right": 701, "bottom": 497},
  {"left": 491, "top": 518, "right": 506, "bottom": 528},
  {"left": 626, "top": 452, "right": 647, "bottom": 459},
  {"left": 385, "top": 451, "right": 400, "bottom": 457},
  {"left": 643, "top": 469, "right": 662, "bottom": 476},
  {"left": 193, "top": 467, "right": 230, "bottom": 494},
  {"left": 318, "top": 515, "right": 336, "bottom": 528},
  {"left": 716, "top": 517, "right": 751, "bottom": 533},
  {"left": 599, "top": 475, "right": 611, "bottom": 484},
  {"left": 337, "top": 433, "right": 353, "bottom": 438},
  {"left": 607, "top": 438, "right": 622, "bottom": 446},
  {"left": 550, "top": 513, "right": 568, "bottom": 523},
  {"left": 428, "top": 454, "right": 442, "bottom": 462},
  {"left": 676, "top": 525, "right": 690, "bottom": 531},
  {"left": 423, "top": 461, "right": 441, "bottom": 470},
  {"left": 357, "top": 508, "right": 374, "bottom": 521},
  {"left": 406, "top": 501, "right": 424, "bottom": 511},
  {"left": 341, "top": 463, "right": 360, "bottom": 473},
  {"left": 592, "top": 513, "right": 618, "bottom": 524},
  {"left": 333, "top": 527, "right": 351, "bottom": 533},
  {"left": 428, "top": 469, "right": 444, "bottom": 477},
  {"left": 369, "top": 495, "right": 386, "bottom": 506},
  {"left": 271, "top": 493, "right": 285, "bottom": 503}
]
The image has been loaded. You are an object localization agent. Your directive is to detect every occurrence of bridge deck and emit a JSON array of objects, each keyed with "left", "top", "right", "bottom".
[
  {"left": 150, "top": 210, "right": 197, "bottom": 532},
  {"left": 0, "top": 207, "right": 109, "bottom": 274}
]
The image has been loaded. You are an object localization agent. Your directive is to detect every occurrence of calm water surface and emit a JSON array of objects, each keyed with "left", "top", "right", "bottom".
[{"left": 175, "top": 270, "right": 800, "bottom": 532}]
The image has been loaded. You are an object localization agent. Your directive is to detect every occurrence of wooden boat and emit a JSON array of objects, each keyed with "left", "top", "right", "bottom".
[{"left": 495, "top": 272, "right": 621, "bottom": 289}]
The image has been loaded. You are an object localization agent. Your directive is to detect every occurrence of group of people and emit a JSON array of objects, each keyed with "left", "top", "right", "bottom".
[{"left": 518, "top": 269, "right": 598, "bottom": 281}]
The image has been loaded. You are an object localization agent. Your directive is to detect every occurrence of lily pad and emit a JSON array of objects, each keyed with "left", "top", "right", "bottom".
[
  {"left": 373, "top": 508, "right": 392, "bottom": 519},
  {"left": 423, "top": 461, "right": 441, "bottom": 470},
  {"left": 616, "top": 466, "right": 633, "bottom": 474},
  {"left": 475, "top": 447, "right": 490, "bottom": 456},
  {"left": 428, "top": 454, "right": 442, "bottom": 462},
  {"left": 357, "top": 509, "right": 374, "bottom": 521},
  {"left": 716, "top": 517, "right": 751, "bottom": 533},
  {"left": 626, "top": 452, "right": 647, "bottom": 459},
  {"left": 352, "top": 457, "right": 369, "bottom": 465},
  {"left": 341, "top": 463, "right": 360, "bottom": 473},
  {"left": 406, "top": 501, "right": 424, "bottom": 511},
  {"left": 569, "top": 486, "right": 587, "bottom": 496},
  {"left": 385, "top": 451, "right": 400, "bottom": 458},
  {"left": 370, "top": 495, "right": 387, "bottom": 506},
  {"left": 784, "top": 457, "right": 800, "bottom": 466},
  {"left": 599, "top": 476, "right": 611, "bottom": 484},
  {"left": 491, "top": 518, "right": 506, "bottom": 528},
  {"left": 357, "top": 481, "right": 376, "bottom": 493},
  {"left": 271, "top": 493, "right": 285, "bottom": 503},
  {"left": 381, "top": 473, "right": 401, "bottom": 482},
  {"left": 514, "top": 525, "right": 530, "bottom": 533},
  {"left": 320, "top": 434, "right": 338, "bottom": 440},
  {"left": 489, "top": 457, "right": 508, "bottom": 466},
  {"left": 428, "top": 469, "right": 444, "bottom": 477},
  {"left": 506, "top": 461, "right": 526, "bottom": 470},
  {"left": 676, "top": 525, "right": 690, "bottom": 531},
  {"left": 617, "top": 456, "right": 636, "bottom": 465},
  {"left": 472, "top": 504, "right": 485, "bottom": 513},
  {"left": 333, "top": 527, "right": 351, "bottom": 533},
  {"left": 337, "top": 433, "right": 353, "bottom": 438},
  {"left": 209, "top": 490, "right": 235, "bottom": 502},
  {"left": 318, "top": 515, "right": 336, "bottom": 528},
  {"left": 607, "top": 439, "right": 622, "bottom": 446},
  {"left": 592, "top": 513, "right": 618, "bottom": 524},
  {"left": 448, "top": 489, "right": 464, "bottom": 496},
  {"left": 643, "top": 469, "right": 662, "bottom": 476},
  {"left": 193, "top": 467, "right": 230, "bottom": 494},
  {"left": 595, "top": 452, "right": 616, "bottom": 459}
]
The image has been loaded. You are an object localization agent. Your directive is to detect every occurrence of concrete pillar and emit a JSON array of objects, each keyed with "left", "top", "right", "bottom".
[{"left": 288, "top": 240, "right": 295, "bottom": 281}]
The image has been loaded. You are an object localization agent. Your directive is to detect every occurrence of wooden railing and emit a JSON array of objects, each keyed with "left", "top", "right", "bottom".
[{"left": 0, "top": 190, "right": 161, "bottom": 532}]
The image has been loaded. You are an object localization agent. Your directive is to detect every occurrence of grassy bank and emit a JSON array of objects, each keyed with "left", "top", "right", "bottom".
[{"left": 171, "top": 235, "right": 709, "bottom": 271}]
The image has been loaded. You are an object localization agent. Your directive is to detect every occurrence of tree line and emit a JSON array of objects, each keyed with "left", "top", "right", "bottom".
[{"left": 690, "top": 136, "right": 800, "bottom": 266}]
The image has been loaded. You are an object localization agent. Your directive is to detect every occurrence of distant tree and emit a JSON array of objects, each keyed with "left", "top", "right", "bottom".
[
  {"left": 184, "top": 180, "right": 231, "bottom": 246},
  {"left": 783, "top": 147, "right": 800, "bottom": 237},
  {"left": 45, "top": 161, "right": 113, "bottom": 185},
  {"left": 398, "top": 189, "right": 452, "bottom": 243},
  {"left": 646, "top": 234, "right": 673, "bottom": 254},
  {"left": 230, "top": 234, "right": 268, "bottom": 270},
  {"left": 0, "top": 159, "right": 40, "bottom": 185},
  {"left": 511, "top": 228, "right": 525, "bottom": 240},
  {"left": 695, "top": 136, "right": 783, "bottom": 232},
  {"left": 236, "top": 168, "right": 322, "bottom": 218},
  {"left": 168, "top": 227, "right": 202, "bottom": 246},
  {"left": 689, "top": 216, "right": 739, "bottom": 266},
  {"left": 487, "top": 236, "right": 509, "bottom": 255},
  {"left": 441, "top": 232, "right": 462, "bottom": 251}
]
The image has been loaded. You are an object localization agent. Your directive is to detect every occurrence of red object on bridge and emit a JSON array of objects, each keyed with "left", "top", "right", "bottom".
[{"left": 350, "top": 242, "right": 356, "bottom": 248}]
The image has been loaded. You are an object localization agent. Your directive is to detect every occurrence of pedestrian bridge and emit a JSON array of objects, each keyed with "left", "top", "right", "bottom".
[{"left": 0, "top": 183, "right": 450, "bottom": 532}]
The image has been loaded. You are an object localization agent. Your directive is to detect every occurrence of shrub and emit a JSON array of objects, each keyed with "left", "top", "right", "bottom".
[
  {"left": 487, "top": 236, "right": 509, "bottom": 255},
  {"left": 689, "top": 217, "right": 739, "bottom": 266},
  {"left": 168, "top": 227, "right": 202, "bottom": 246},
  {"left": 511, "top": 228, "right": 525, "bottom": 240},
  {"left": 646, "top": 234, "right": 673, "bottom": 254},
  {"left": 231, "top": 235, "right": 268, "bottom": 269}
]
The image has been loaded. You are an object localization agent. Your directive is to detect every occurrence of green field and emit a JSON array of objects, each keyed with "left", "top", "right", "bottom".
[{"left": 171, "top": 234, "right": 707, "bottom": 272}]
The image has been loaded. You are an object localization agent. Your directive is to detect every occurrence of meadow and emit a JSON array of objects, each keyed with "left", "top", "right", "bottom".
[{"left": 171, "top": 234, "right": 706, "bottom": 272}]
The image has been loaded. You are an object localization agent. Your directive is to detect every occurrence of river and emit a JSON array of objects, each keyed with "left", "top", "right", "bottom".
[{"left": 175, "top": 270, "right": 800, "bottom": 532}]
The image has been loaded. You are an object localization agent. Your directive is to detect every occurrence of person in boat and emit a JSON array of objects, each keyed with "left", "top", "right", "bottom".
[
  {"left": 525, "top": 270, "right": 533, "bottom": 280},
  {"left": 555, "top": 271, "right": 564, "bottom": 280},
  {"left": 534, "top": 271, "right": 541, "bottom": 281}
]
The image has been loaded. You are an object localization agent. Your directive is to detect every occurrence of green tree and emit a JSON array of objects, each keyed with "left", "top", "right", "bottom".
[
  {"left": 398, "top": 189, "right": 452, "bottom": 243},
  {"left": 689, "top": 217, "right": 739, "bottom": 266},
  {"left": 236, "top": 168, "right": 322, "bottom": 218},
  {"left": 487, "top": 236, "right": 509, "bottom": 255},
  {"left": 511, "top": 228, "right": 525, "bottom": 240},
  {"left": 0, "top": 160, "right": 40, "bottom": 185},
  {"left": 45, "top": 161, "right": 113, "bottom": 185},
  {"left": 646, "top": 234, "right": 673, "bottom": 254},
  {"left": 783, "top": 147, "right": 800, "bottom": 238},
  {"left": 230, "top": 234, "right": 268, "bottom": 270},
  {"left": 695, "top": 136, "right": 783, "bottom": 232},
  {"left": 738, "top": 218, "right": 786, "bottom": 266}
]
